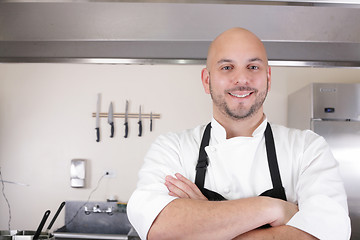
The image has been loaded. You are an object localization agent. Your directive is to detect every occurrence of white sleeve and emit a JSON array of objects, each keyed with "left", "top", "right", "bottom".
[
  {"left": 127, "top": 133, "right": 184, "bottom": 240},
  {"left": 286, "top": 132, "right": 351, "bottom": 240}
]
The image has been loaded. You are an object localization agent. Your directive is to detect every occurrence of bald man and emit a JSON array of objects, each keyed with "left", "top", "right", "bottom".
[{"left": 127, "top": 28, "right": 350, "bottom": 240}]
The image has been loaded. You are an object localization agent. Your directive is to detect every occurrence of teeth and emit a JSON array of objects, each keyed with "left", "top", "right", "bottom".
[{"left": 229, "top": 92, "right": 251, "bottom": 98}]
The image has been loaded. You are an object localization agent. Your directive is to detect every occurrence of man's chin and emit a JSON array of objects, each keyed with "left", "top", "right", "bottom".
[{"left": 225, "top": 109, "right": 253, "bottom": 120}]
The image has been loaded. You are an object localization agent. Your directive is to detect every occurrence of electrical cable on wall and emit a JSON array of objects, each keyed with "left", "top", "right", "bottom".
[
  {"left": 66, "top": 172, "right": 107, "bottom": 226},
  {"left": 0, "top": 167, "right": 12, "bottom": 230}
]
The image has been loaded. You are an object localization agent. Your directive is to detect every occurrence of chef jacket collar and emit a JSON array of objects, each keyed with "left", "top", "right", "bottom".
[{"left": 210, "top": 116, "right": 268, "bottom": 143}]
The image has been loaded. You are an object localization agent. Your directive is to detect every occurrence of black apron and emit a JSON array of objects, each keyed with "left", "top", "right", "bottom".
[{"left": 195, "top": 122, "right": 287, "bottom": 202}]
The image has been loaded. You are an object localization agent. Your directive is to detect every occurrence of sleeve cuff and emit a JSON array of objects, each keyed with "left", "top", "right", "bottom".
[
  {"left": 127, "top": 189, "right": 177, "bottom": 240},
  {"left": 286, "top": 195, "right": 351, "bottom": 240}
]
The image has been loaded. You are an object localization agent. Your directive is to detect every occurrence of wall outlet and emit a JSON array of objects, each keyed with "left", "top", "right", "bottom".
[{"left": 104, "top": 171, "right": 116, "bottom": 178}]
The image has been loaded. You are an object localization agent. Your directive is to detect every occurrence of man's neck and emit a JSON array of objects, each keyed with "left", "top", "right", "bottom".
[{"left": 214, "top": 112, "right": 265, "bottom": 139}]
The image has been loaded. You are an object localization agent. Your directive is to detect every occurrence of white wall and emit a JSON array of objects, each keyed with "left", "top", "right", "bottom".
[{"left": 0, "top": 63, "right": 359, "bottom": 231}]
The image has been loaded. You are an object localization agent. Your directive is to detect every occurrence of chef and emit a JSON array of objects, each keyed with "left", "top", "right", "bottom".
[{"left": 127, "top": 27, "right": 351, "bottom": 240}]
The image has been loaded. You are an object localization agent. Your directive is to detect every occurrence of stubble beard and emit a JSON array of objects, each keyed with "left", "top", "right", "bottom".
[{"left": 209, "top": 78, "right": 269, "bottom": 121}]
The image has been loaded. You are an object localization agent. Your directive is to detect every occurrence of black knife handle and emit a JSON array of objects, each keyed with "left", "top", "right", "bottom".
[
  {"left": 96, "top": 128, "right": 100, "bottom": 142},
  {"left": 110, "top": 122, "right": 114, "bottom": 138},
  {"left": 34, "top": 210, "right": 51, "bottom": 240},
  {"left": 150, "top": 119, "right": 153, "bottom": 132},
  {"left": 138, "top": 121, "right": 142, "bottom": 137},
  {"left": 47, "top": 202, "right": 65, "bottom": 231},
  {"left": 124, "top": 122, "right": 128, "bottom": 138}
]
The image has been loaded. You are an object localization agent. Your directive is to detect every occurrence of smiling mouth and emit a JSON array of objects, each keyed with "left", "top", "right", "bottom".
[{"left": 229, "top": 92, "right": 253, "bottom": 98}]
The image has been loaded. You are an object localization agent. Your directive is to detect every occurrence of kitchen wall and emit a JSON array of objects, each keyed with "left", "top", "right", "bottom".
[{"left": 0, "top": 63, "right": 359, "bottom": 231}]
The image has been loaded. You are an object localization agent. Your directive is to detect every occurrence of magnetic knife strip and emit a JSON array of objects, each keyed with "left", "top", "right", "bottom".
[{"left": 92, "top": 113, "right": 161, "bottom": 119}]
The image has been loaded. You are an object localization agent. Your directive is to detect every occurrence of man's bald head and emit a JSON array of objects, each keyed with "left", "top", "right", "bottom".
[{"left": 206, "top": 28, "right": 268, "bottom": 70}]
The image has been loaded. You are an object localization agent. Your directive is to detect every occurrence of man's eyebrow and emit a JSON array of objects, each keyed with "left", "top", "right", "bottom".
[
  {"left": 216, "top": 59, "right": 234, "bottom": 65},
  {"left": 248, "top": 57, "right": 263, "bottom": 63}
]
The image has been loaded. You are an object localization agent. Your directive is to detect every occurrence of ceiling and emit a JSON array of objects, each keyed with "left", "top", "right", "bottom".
[{"left": 1, "top": 0, "right": 360, "bottom": 67}]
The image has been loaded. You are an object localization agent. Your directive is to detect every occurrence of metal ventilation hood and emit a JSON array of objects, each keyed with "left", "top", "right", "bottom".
[{"left": 1, "top": 1, "right": 360, "bottom": 67}]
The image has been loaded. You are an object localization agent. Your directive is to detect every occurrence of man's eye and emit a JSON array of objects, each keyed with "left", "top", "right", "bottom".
[
  {"left": 222, "top": 66, "right": 232, "bottom": 70},
  {"left": 249, "top": 66, "right": 259, "bottom": 70}
]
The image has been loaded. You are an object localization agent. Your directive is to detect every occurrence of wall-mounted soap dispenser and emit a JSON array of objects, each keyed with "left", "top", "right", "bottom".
[{"left": 70, "top": 159, "right": 86, "bottom": 188}]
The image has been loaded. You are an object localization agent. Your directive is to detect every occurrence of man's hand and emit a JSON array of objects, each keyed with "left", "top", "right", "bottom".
[
  {"left": 270, "top": 199, "right": 298, "bottom": 227},
  {"left": 165, "top": 173, "right": 208, "bottom": 200}
]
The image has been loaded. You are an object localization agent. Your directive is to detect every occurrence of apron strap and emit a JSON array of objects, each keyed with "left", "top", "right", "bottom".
[
  {"left": 195, "top": 123, "right": 211, "bottom": 188},
  {"left": 264, "top": 123, "right": 284, "bottom": 190}
]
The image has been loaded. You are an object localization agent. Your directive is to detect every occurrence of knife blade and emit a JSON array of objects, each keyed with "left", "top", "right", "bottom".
[
  {"left": 138, "top": 105, "right": 142, "bottom": 137},
  {"left": 95, "top": 93, "right": 101, "bottom": 142},
  {"left": 108, "top": 102, "right": 114, "bottom": 138},
  {"left": 150, "top": 112, "right": 153, "bottom": 132},
  {"left": 124, "top": 100, "right": 129, "bottom": 138}
]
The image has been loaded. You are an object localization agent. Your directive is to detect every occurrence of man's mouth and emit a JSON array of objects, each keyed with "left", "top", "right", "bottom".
[{"left": 229, "top": 92, "right": 253, "bottom": 98}]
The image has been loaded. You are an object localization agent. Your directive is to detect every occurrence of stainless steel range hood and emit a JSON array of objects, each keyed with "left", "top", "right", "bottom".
[{"left": 1, "top": 1, "right": 360, "bottom": 66}]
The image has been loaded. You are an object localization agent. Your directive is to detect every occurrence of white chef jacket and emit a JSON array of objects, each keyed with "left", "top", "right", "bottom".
[{"left": 127, "top": 118, "right": 351, "bottom": 240}]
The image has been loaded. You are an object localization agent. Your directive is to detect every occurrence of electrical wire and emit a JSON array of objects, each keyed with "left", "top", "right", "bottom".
[
  {"left": 0, "top": 167, "right": 12, "bottom": 230},
  {"left": 66, "top": 173, "right": 107, "bottom": 226}
]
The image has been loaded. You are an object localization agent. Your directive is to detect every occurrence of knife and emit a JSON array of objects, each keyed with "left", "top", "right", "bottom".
[
  {"left": 150, "top": 112, "right": 153, "bottom": 132},
  {"left": 95, "top": 93, "right": 101, "bottom": 142},
  {"left": 124, "top": 100, "right": 129, "bottom": 138},
  {"left": 138, "top": 105, "right": 142, "bottom": 137},
  {"left": 108, "top": 102, "right": 114, "bottom": 138},
  {"left": 33, "top": 210, "right": 51, "bottom": 240},
  {"left": 46, "top": 201, "right": 65, "bottom": 233}
]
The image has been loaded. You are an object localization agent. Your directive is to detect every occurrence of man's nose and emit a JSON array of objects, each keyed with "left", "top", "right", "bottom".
[{"left": 232, "top": 70, "right": 249, "bottom": 85}]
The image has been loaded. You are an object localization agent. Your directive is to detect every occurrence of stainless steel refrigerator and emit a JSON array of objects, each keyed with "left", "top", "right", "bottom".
[{"left": 288, "top": 82, "right": 360, "bottom": 240}]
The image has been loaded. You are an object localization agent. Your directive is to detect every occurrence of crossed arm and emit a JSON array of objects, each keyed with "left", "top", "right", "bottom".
[{"left": 147, "top": 173, "right": 318, "bottom": 240}]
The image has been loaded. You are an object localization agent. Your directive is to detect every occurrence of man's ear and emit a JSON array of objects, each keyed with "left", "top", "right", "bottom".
[
  {"left": 201, "top": 68, "right": 211, "bottom": 94},
  {"left": 267, "top": 66, "right": 272, "bottom": 92}
]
